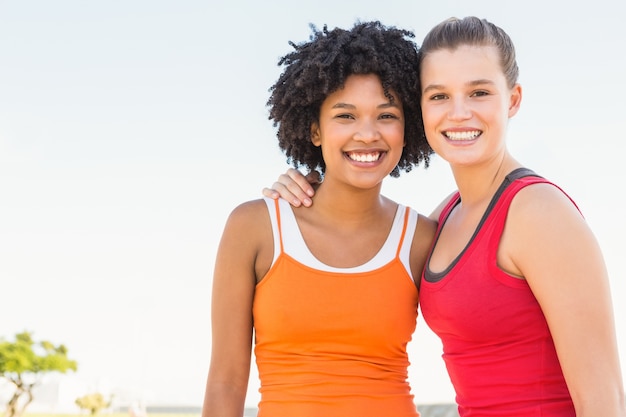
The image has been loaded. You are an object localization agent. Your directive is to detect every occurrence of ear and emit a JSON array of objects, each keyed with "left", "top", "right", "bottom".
[
  {"left": 507, "top": 83, "right": 522, "bottom": 118},
  {"left": 310, "top": 122, "right": 321, "bottom": 147}
]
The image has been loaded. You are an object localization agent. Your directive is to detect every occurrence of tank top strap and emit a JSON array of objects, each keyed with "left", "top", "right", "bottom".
[
  {"left": 438, "top": 192, "right": 461, "bottom": 225},
  {"left": 395, "top": 206, "right": 411, "bottom": 259},
  {"left": 263, "top": 197, "right": 284, "bottom": 267},
  {"left": 272, "top": 198, "right": 284, "bottom": 254},
  {"left": 482, "top": 174, "right": 549, "bottom": 243},
  {"left": 264, "top": 197, "right": 416, "bottom": 274},
  {"left": 481, "top": 169, "right": 581, "bottom": 257},
  {"left": 438, "top": 168, "right": 544, "bottom": 233}
]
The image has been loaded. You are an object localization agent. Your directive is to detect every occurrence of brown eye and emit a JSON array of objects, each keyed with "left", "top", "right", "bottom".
[{"left": 430, "top": 94, "right": 447, "bottom": 101}]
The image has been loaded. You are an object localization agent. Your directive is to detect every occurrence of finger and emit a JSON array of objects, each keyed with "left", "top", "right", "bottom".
[
  {"left": 268, "top": 180, "right": 304, "bottom": 207},
  {"left": 279, "top": 173, "right": 312, "bottom": 206},
  {"left": 286, "top": 169, "right": 316, "bottom": 198},
  {"left": 262, "top": 187, "right": 280, "bottom": 199},
  {"left": 278, "top": 173, "right": 313, "bottom": 207}
]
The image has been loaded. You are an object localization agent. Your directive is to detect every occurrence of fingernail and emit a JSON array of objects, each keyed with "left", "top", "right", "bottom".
[{"left": 304, "top": 198, "right": 312, "bottom": 207}]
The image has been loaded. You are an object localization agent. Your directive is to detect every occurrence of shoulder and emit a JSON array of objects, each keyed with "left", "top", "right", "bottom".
[
  {"left": 412, "top": 212, "right": 436, "bottom": 261},
  {"left": 221, "top": 199, "right": 272, "bottom": 242},
  {"left": 218, "top": 199, "right": 275, "bottom": 279},
  {"left": 429, "top": 191, "right": 458, "bottom": 221},
  {"left": 502, "top": 181, "right": 592, "bottom": 277},
  {"left": 508, "top": 181, "right": 581, "bottom": 223},
  {"left": 416, "top": 212, "right": 437, "bottom": 236},
  {"left": 399, "top": 203, "right": 437, "bottom": 241},
  {"left": 379, "top": 198, "right": 436, "bottom": 285},
  {"left": 381, "top": 197, "right": 436, "bottom": 247},
  {"left": 410, "top": 211, "right": 437, "bottom": 284},
  {"left": 507, "top": 181, "right": 586, "bottom": 252},
  {"left": 227, "top": 198, "right": 271, "bottom": 223}
]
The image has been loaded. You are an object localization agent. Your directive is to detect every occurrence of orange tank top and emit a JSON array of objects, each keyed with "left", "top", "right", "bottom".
[{"left": 252, "top": 198, "right": 420, "bottom": 417}]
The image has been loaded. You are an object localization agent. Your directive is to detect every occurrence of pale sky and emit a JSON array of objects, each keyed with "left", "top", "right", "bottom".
[{"left": 1, "top": 0, "right": 625, "bottom": 409}]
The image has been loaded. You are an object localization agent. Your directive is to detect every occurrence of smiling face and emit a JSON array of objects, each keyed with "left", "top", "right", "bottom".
[
  {"left": 420, "top": 44, "right": 522, "bottom": 169},
  {"left": 311, "top": 73, "right": 405, "bottom": 190}
]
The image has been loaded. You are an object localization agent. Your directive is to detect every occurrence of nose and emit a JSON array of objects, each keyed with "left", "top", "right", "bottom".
[
  {"left": 354, "top": 119, "right": 381, "bottom": 142},
  {"left": 448, "top": 97, "right": 472, "bottom": 121}
]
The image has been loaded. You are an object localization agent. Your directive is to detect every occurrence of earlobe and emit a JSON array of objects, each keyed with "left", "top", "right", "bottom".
[
  {"left": 508, "top": 84, "right": 523, "bottom": 118},
  {"left": 311, "top": 123, "right": 321, "bottom": 146}
]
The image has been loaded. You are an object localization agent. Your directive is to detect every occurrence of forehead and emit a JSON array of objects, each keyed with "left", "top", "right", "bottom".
[
  {"left": 420, "top": 44, "right": 503, "bottom": 83},
  {"left": 323, "top": 73, "right": 399, "bottom": 104}
]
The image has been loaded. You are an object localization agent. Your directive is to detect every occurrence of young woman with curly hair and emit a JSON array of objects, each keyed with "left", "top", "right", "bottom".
[{"left": 201, "top": 21, "right": 435, "bottom": 417}]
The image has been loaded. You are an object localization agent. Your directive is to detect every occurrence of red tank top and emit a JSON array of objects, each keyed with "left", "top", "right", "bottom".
[
  {"left": 253, "top": 198, "right": 420, "bottom": 417},
  {"left": 420, "top": 169, "right": 577, "bottom": 417}
]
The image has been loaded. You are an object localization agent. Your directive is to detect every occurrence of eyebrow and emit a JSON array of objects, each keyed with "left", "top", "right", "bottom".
[
  {"left": 331, "top": 101, "right": 401, "bottom": 109},
  {"left": 422, "top": 79, "right": 496, "bottom": 94}
]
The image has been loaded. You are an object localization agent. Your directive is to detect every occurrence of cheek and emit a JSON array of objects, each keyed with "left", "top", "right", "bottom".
[
  {"left": 421, "top": 114, "right": 438, "bottom": 136},
  {"left": 379, "top": 121, "right": 404, "bottom": 136},
  {"left": 420, "top": 117, "right": 441, "bottom": 148},
  {"left": 388, "top": 126, "right": 406, "bottom": 149},
  {"left": 424, "top": 134, "right": 438, "bottom": 151},
  {"left": 420, "top": 104, "right": 437, "bottom": 126}
]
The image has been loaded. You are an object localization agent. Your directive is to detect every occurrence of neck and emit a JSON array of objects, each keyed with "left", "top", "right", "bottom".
[
  {"left": 450, "top": 153, "right": 521, "bottom": 208},
  {"left": 311, "top": 178, "right": 387, "bottom": 221}
]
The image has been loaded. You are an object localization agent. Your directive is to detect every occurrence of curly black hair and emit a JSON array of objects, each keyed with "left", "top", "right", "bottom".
[{"left": 267, "top": 21, "right": 432, "bottom": 178}]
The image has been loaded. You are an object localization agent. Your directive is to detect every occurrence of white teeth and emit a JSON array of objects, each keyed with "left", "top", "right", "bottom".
[
  {"left": 347, "top": 152, "right": 381, "bottom": 162},
  {"left": 444, "top": 130, "right": 481, "bottom": 140}
]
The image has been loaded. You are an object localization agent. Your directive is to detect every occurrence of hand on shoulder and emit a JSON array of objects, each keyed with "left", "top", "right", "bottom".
[{"left": 261, "top": 168, "right": 321, "bottom": 207}]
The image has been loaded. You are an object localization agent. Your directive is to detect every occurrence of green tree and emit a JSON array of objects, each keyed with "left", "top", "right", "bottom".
[
  {"left": 0, "top": 331, "right": 77, "bottom": 417},
  {"left": 75, "top": 392, "right": 112, "bottom": 415}
]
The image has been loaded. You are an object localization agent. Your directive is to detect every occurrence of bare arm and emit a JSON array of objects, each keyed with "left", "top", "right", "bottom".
[
  {"left": 202, "top": 200, "right": 272, "bottom": 417},
  {"left": 261, "top": 168, "right": 321, "bottom": 207},
  {"left": 504, "top": 184, "right": 625, "bottom": 417}
]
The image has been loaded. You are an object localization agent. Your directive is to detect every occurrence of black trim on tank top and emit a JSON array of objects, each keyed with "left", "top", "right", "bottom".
[{"left": 423, "top": 168, "right": 542, "bottom": 283}]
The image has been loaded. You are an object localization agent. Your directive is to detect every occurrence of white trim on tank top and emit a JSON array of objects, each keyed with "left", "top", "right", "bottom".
[{"left": 263, "top": 197, "right": 416, "bottom": 275}]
